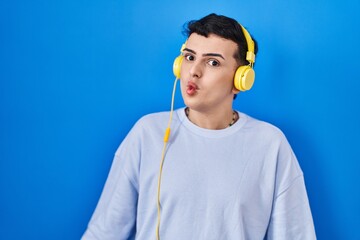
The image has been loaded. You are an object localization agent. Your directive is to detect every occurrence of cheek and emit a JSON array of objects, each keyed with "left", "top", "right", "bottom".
[
  {"left": 211, "top": 72, "right": 235, "bottom": 89},
  {"left": 180, "top": 62, "right": 189, "bottom": 78},
  {"left": 224, "top": 69, "right": 237, "bottom": 89},
  {"left": 179, "top": 79, "right": 188, "bottom": 95},
  {"left": 180, "top": 57, "right": 187, "bottom": 69},
  {"left": 179, "top": 79, "right": 185, "bottom": 90}
]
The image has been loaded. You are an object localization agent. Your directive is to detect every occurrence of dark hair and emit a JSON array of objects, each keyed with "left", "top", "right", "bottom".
[{"left": 183, "top": 13, "right": 258, "bottom": 66}]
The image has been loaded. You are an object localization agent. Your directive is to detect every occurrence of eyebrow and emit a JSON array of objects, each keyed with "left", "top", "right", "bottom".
[{"left": 183, "top": 48, "right": 225, "bottom": 60}]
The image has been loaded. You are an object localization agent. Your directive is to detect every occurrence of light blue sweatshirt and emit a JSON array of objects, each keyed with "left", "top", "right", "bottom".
[{"left": 82, "top": 108, "right": 316, "bottom": 239}]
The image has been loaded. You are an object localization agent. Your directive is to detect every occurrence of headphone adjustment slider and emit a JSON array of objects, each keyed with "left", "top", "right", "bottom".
[{"left": 246, "top": 51, "right": 255, "bottom": 64}]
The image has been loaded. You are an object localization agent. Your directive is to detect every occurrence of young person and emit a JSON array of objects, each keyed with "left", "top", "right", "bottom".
[{"left": 82, "top": 13, "right": 316, "bottom": 239}]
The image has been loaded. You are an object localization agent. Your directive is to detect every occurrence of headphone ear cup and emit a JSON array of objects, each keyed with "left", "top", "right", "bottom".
[
  {"left": 173, "top": 55, "right": 184, "bottom": 79},
  {"left": 234, "top": 66, "right": 255, "bottom": 91}
]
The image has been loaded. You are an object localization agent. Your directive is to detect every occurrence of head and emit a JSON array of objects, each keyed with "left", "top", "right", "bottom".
[
  {"left": 174, "top": 13, "right": 259, "bottom": 114},
  {"left": 173, "top": 14, "right": 258, "bottom": 104},
  {"left": 183, "top": 13, "right": 258, "bottom": 67}
]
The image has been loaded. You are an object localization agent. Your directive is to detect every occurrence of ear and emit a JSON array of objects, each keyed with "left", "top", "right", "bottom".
[{"left": 232, "top": 87, "right": 240, "bottom": 94}]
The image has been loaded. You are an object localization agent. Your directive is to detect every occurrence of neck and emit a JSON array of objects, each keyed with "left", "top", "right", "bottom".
[{"left": 185, "top": 107, "right": 238, "bottom": 130}]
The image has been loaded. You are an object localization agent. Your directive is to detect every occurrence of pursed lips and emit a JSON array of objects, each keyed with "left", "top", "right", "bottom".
[{"left": 186, "top": 81, "right": 199, "bottom": 95}]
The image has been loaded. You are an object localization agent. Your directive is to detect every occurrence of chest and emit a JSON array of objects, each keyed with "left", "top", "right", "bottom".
[{"left": 160, "top": 137, "right": 252, "bottom": 205}]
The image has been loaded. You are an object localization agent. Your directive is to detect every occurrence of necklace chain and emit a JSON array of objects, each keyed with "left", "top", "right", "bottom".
[
  {"left": 185, "top": 107, "right": 238, "bottom": 128},
  {"left": 228, "top": 111, "right": 237, "bottom": 127}
]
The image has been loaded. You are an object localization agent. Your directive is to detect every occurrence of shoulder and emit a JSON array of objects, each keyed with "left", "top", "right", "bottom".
[
  {"left": 137, "top": 111, "right": 170, "bottom": 124},
  {"left": 123, "top": 110, "right": 177, "bottom": 140},
  {"left": 238, "top": 113, "right": 298, "bottom": 163},
  {"left": 114, "top": 111, "right": 171, "bottom": 155},
  {"left": 241, "top": 113, "right": 287, "bottom": 143},
  {"left": 240, "top": 113, "right": 304, "bottom": 178},
  {"left": 134, "top": 108, "right": 185, "bottom": 130},
  {"left": 131, "top": 111, "right": 171, "bottom": 133}
]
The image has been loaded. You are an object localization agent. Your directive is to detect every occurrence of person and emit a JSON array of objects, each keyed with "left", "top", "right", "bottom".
[{"left": 82, "top": 13, "right": 316, "bottom": 239}]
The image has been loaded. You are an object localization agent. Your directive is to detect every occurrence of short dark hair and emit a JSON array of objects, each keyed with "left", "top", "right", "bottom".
[{"left": 183, "top": 13, "right": 258, "bottom": 67}]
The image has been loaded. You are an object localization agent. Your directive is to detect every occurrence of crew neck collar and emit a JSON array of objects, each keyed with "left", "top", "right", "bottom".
[{"left": 176, "top": 107, "right": 247, "bottom": 138}]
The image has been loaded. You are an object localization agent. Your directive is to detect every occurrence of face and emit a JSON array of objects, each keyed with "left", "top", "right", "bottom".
[{"left": 180, "top": 33, "right": 239, "bottom": 113}]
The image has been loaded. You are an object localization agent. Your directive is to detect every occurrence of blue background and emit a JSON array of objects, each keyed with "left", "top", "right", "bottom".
[{"left": 1, "top": 0, "right": 359, "bottom": 239}]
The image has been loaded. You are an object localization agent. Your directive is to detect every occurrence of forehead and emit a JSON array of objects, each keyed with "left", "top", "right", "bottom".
[{"left": 186, "top": 33, "right": 238, "bottom": 58}]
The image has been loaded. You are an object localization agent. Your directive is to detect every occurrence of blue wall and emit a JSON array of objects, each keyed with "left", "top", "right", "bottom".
[{"left": 1, "top": 0, "right": 359, "bottom": 239}]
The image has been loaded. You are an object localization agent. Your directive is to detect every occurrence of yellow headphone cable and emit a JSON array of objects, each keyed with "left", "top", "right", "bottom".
[{"left": 156, "top": 77, "right": 178, "bottom": 240}]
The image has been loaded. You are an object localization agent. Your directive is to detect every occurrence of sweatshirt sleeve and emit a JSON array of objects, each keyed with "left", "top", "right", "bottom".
[
  {"left": 266, "top": 134, "right": 316, "bottom": 240},
  {"left": 82, "top": 125, "right": 141, "bottom": 240}
]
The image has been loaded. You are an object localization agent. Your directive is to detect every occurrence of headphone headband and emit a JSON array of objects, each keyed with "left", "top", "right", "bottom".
[{"left": 239, "top": 24, "right": 255, "bottom": 66}]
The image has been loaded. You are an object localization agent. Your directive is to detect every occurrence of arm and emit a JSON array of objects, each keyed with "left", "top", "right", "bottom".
[
  {"left": 266, "top": 134, "right": 316, "bottom": 239},
  {"left": 266, "top": 175, "right": 316, "bottom": 239},
  {"left": 82, "top": 128, "right": 141, "bottom": 240}
]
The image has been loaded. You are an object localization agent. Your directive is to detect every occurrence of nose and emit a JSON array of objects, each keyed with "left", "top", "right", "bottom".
[{"left": 189, "top": 61, "right": 202, "bottom": 79}]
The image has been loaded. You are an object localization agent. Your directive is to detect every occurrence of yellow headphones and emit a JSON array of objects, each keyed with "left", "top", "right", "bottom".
[
  {"left": 172, "top": 24, "right": 256, "bottom": 92},
  {"left": 172, "top": 43, "right": 186, "bottom": 79}
]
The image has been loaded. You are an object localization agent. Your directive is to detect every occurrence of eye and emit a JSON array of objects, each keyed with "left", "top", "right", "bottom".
[
  {"left": 184, "top": 54, "right": 195, "bottom": 61},
  {"left": 207, "top": 59, "right": 220, "bottom": 67}
]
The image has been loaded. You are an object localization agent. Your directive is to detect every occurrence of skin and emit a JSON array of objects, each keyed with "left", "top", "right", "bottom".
[{"left": 180, "top": 33, "right": 240, "bottom": 130}]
